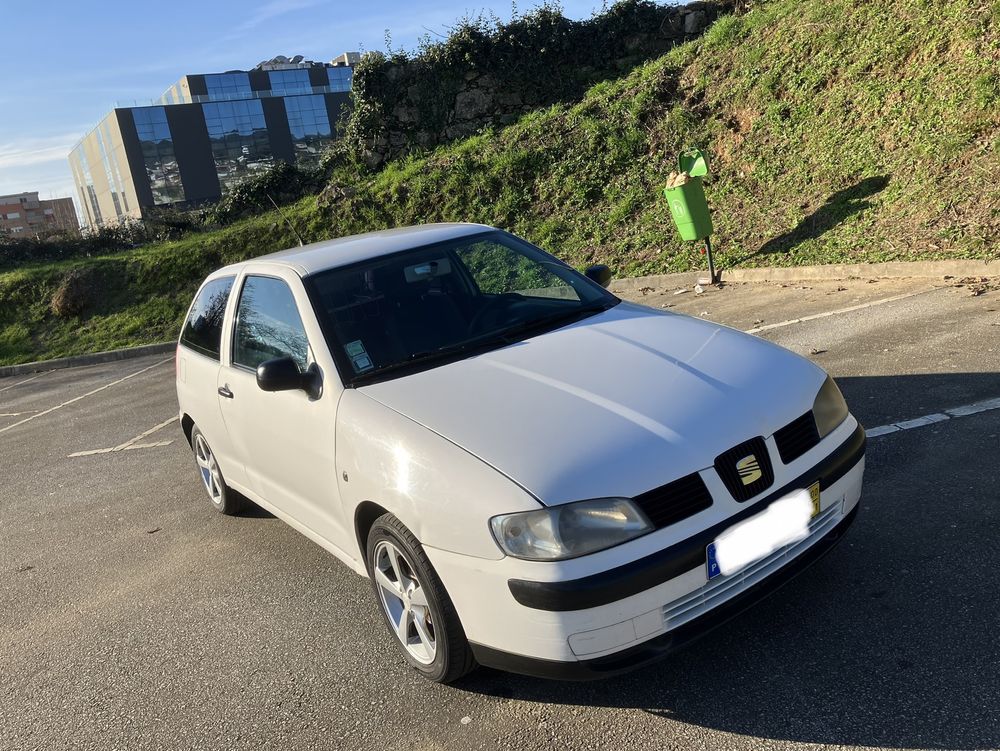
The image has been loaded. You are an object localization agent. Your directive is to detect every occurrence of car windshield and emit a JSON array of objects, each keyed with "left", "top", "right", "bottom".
[{"left": 306, "top": 230, "right": 619, "bottom": 384}]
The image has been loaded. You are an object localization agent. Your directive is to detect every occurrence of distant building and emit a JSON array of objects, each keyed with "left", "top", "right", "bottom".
[
  {"left": 69, "top": 54, "right": 357, "bottom": 229},
  {"left": 330, "top": 52, "right": 361, "bottom": 67},
  {"left": 0, "top": 192, "right": 78, "bottom": 237}
]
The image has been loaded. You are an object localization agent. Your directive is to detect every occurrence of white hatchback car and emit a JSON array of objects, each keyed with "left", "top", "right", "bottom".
[{"left": 176, "top": 223, "right": 865, "bottom": 682}]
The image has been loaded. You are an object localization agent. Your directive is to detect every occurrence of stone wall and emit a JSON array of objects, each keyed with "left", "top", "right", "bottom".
[{"left": 345, "top": 1, "right": 737, "bottom": 167}]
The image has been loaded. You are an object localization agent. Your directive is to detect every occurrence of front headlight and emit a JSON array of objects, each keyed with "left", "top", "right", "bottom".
[
  {"left": 813, "top": 375, "right": 849, "bottom": 438},
  {"left": 490, "top": 498, "right": 654, "bottom": 561}
]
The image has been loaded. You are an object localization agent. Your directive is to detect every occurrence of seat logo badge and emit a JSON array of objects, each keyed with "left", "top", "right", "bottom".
[{"left": 736, "top": 454, "right": 762, "bottom": 485}]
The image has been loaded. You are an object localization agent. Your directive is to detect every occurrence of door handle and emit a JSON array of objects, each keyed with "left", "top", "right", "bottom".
[{"left": 218, "top": 385, "right": 234, "bottom": 399}]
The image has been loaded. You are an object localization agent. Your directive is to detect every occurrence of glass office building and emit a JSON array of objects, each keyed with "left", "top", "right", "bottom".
[{"left": 69, "top": 55, "right": 356, "bottom": 228}]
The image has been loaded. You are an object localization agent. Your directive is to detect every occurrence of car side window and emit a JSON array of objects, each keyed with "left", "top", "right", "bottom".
[
  {"left": 180, "top": 276, "right": 235, "bottom": 360},
  {"left": 455, "top": 240, "right": 581, "bottom": 301},
  {"left": 232, "top": 275, "right": 310, "bottom": 371}
]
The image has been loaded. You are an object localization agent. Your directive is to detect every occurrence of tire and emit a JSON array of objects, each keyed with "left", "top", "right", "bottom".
[
  {"left": 190, "top": 426, "right": 243, "bottom": 516},
  {"left": 366, "top": 513, "right": 476, "bottom": 683}
]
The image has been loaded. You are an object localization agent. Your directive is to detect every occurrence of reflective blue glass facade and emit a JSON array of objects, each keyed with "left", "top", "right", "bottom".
[
  {"left": 268, "top": 69, "right": 312, "bottom": 95},
  {"left": 205, "top": 72, "right": 253, "bottom": 100},
  {"left": 284, "top": 95, "right": 332, "bottom": 165},
  {"left": 132, "top": 107, "right": 185, "bottom": 205},
  {"left": 203, "top": 100, "right": 274, "bottom": 188},
  {"left": 327, "top": 67, "right": 353, "bottom": 92},
  {"left": 72, "top": 58, "right": 357, "bottom": 227}
]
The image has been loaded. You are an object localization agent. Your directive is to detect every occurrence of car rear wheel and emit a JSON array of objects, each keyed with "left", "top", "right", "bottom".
[
  {"left": 190, "top": 426, "right": 243, "bottom": 515},
  {"left": 366, "top": 513, "right": 476, "bottom": 683}
]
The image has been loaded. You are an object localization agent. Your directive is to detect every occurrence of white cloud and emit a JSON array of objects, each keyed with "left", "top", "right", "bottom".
[
  {"left": 0, "top": 133, "right": 82, "bottom": 170},
  {"left": 0, "top": 133, "right": 82, "bottom": 202},
  {"left": 233, "top": 0, "right": 325, "bottom": 34},
  {"left": 0, "top": 161, "right": 78, "bottom": 202}
]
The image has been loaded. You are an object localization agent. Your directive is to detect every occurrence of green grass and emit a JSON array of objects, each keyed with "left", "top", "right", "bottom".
[{"left": 2, "top": 0, "right": 997, "bottom": 365}]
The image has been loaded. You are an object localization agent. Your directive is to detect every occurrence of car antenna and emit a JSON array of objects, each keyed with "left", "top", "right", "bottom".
[{"left": 267, "top": 193, "right": 305, "bottom": 247}]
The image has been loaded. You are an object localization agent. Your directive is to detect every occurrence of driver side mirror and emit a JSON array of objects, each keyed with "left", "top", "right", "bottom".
[
  {"left": 256, "top": 357, "right": 321, "bottom": 398},
  {"left": 585, "top": 264, "right": 612, "bottom": 289}
]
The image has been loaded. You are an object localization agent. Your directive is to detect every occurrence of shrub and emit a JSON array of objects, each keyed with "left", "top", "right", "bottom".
[
  {"left": 0, "top": 212, "right": 204, "bottom": 269},
  {"left": 51, "top": 267, "right": 98, "bottom": 318},
  {"left": 206, "top": 161, "right": 325, "bottom": 226},
  {"left": 342, "top": 0, "right": 736, "bottom": 162}
]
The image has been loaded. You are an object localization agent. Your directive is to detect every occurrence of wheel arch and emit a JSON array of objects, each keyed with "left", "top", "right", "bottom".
[
  {"left": 180, "top": 413, "right": 195, "bottom": 447},
  {"left": 354, "top": 500, "right": 391, "bottom": 568}
]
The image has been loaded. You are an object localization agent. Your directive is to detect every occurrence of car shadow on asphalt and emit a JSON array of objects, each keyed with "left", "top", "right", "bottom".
[
  {"left": 452, "top": 373, "right": 1000, "bottom": 750},
  {"left": 232, "top": 491, "right": 277, "bottom": 519}
]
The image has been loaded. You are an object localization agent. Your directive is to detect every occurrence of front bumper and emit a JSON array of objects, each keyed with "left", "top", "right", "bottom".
[
  {"left": 507, "top": 423, "right": 865, "bottom": 612},
  {"left": 471, "top": 501, "right": 859, "bottom": 680},
  {"left": 424, "top": 421, "right": 866, "bottom": 679}
]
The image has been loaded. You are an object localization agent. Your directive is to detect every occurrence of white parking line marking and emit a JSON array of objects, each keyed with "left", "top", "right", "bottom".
[
  {"left": 744, "top": 288, "right": 940, "bottom": 335},
  {"left": 123, "top": 440, "right": 173, "bottom": 451},
  {"left": 0, "top": 357, "right": 172, "bottom": 435},
  {"left": 69, "top": 415, "right": 178, "bottom": 458},
  {"left": 71, "top": 447, "right": 119, "bottom": 457},
  {"left": 0, "top": 410, "right": 39, "bottom": 417},
  {"left": 112, "top": 416, "right": 178, "bottom": 451},
  {"left": 867, "top": 396, "right": 1000, "bottom": 438},
  {"left": 70, "top": 441, "right": 174, "bottom": 457},
  {"left": 0, "top": 370, "right": 51, "bottom": 394}
]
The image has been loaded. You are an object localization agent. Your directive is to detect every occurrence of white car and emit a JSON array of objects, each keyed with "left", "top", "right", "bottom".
[{"left": 175, "top": 223, "right": 865, "bottom": 682}]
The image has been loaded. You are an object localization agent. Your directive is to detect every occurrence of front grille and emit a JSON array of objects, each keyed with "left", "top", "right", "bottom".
[
  {"left": 632, "top": 472, "right": 713, "bottom": 529},
  {"left": 773, "top": 411, "right": 821, "bottom": 464},
  {"left": 714, "top": 436, "right": 774, "bottom": 501},
  {"left": 662, "top": 500, "right": 842, "bottom": 631}
]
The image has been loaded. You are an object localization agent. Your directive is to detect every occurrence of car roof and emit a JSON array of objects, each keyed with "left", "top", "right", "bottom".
[{"left": 211, "top": 222, "right": 495, "bottom": 278}]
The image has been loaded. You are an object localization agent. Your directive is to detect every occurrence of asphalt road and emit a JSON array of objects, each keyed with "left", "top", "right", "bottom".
[{"left": 2, "top": 276, "right": 998, "bottom": 751}]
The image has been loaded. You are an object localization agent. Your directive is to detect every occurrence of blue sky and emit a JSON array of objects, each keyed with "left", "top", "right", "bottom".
[{"left": 0, "top": 0, "right": 604, "bottom": 203}]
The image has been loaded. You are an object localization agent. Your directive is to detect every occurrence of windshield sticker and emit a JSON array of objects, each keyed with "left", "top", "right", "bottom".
[{"left": 344, "top": 340, "right": 374, "bottom": 373}]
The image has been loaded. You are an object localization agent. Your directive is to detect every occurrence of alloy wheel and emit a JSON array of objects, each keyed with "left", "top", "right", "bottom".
[
  {"left": 194, "top": 434, "right": 224, "bottom": 506},
  {"left": 373, "top": 540, "right": 437, "bottom": 664}
]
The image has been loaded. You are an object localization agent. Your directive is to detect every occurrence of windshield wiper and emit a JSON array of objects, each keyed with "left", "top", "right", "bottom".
[
  {"left": 352, "top": 300, "right": 617, "bottom": 383},
  {"left": 355, "top": 335, "right": 500, "bottom": 380},
  {"left": 411, "top": 301, "right": 614, "bottom": 360},
  {"left": 487, "top": 300, "right": 616, "bottom": 343}
]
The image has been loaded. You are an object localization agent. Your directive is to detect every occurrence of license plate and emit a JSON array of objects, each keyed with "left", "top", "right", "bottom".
[
  {"left": 808, "top": 480, "right": 821, "bottom": 518},
  {"left": 706, "top": 482, "right": 820, "bottom": 580}
]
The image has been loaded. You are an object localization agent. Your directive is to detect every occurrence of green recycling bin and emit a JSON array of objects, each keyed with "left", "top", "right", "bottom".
[
  {"left": 678, "top": 148, "right": 709, "bottom": 178},
  {"left": 663, "top": 175, "right": 713, "bottom": 242}
]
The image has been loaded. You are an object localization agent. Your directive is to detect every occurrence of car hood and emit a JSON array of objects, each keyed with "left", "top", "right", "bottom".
[{"left": 358, "top": 302, "right": 825, "bottom": 506}]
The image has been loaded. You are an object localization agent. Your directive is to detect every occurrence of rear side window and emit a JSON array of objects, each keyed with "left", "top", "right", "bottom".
[
  {"left": 232, "top": 275, "right": 310, "bottom": 371},
  {"left": 180, "top": 277, "right": 235, "bottom": 360}
]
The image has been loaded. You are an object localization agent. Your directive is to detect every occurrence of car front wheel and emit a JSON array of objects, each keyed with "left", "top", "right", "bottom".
[{"left": 366, "top": 513, "right": 476, "bottom": 683}]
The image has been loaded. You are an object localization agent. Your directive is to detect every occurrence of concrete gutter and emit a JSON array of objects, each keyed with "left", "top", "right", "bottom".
[
  {"left": 0, "top": 342, "right": 175, "bottom": 378},
  {"left": 609, "top": 259, "right": 996, "bottom": 294}
]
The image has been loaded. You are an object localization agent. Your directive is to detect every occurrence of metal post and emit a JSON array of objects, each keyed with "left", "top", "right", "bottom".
[{"left": 705, "top": 236, "right": 717, "bottom": 284}]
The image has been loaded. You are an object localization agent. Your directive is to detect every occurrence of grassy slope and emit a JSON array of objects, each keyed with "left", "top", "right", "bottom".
[{"left": 2, "top": 0, "right": 997, "bottom": 365}]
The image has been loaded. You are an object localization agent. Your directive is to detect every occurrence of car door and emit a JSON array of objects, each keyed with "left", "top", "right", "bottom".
[
  {"left": 176, "top": 275, "right": 246, "bottom": 486},
  {"left": 217, "top": 269, "right": 350, "bottom": 553}
]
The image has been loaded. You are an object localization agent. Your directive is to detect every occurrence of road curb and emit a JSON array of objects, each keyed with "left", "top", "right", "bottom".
[
  {"left": 0, "top": 342, "right": 175, "bottom": 378},
  {"left": 609, "top": 259, "right": 996, "bottom": 294}
]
